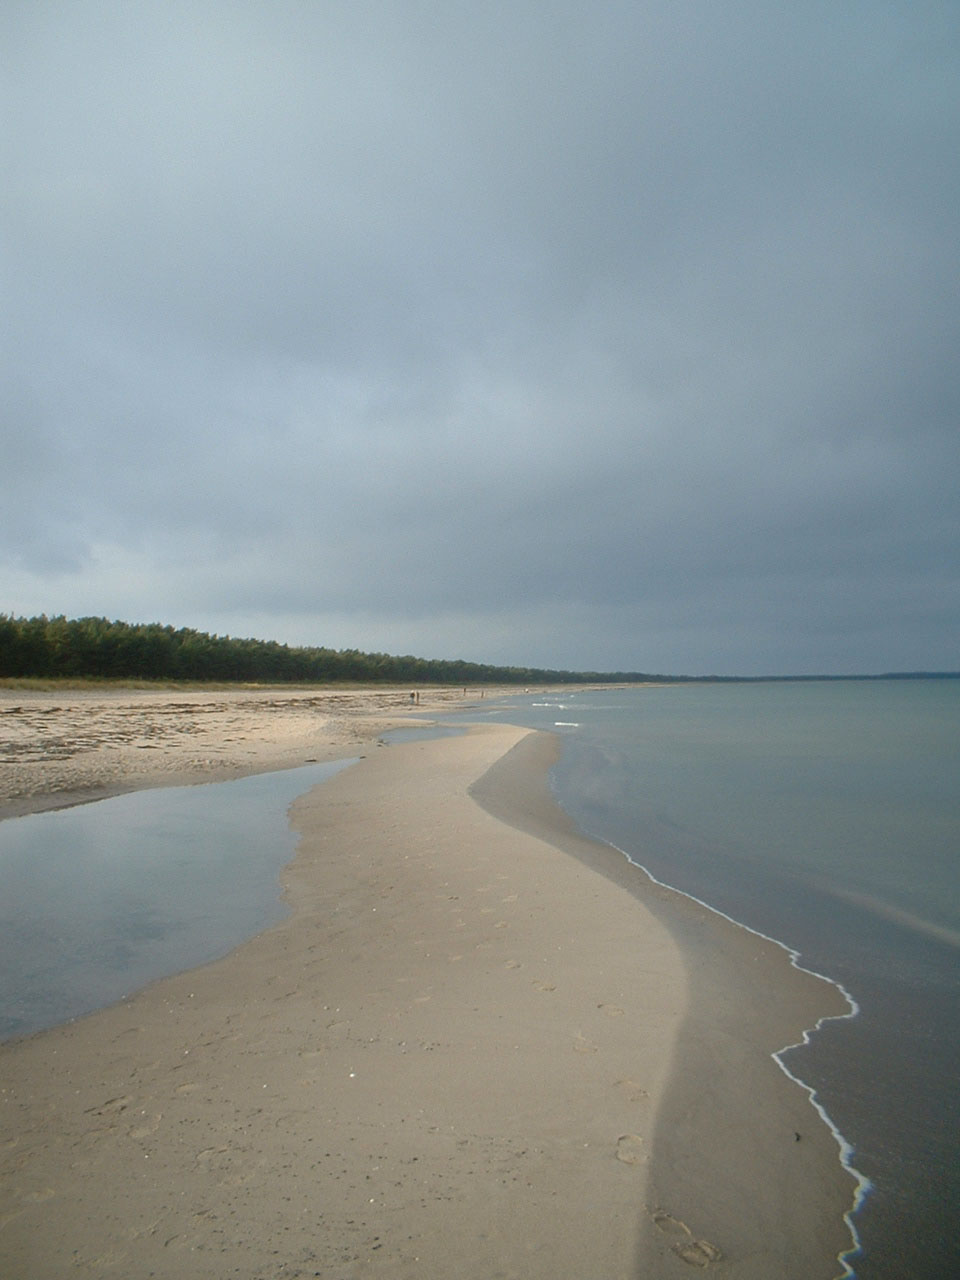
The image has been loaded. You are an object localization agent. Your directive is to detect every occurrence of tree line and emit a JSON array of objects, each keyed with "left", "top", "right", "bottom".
[{"left": 0, "top": 614, "right": 657, "bottom": 685}]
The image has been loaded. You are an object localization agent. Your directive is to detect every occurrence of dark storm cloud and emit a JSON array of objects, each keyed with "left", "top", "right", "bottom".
[{"left": 3, "top": 1, "right": 958, "bottom": 673}]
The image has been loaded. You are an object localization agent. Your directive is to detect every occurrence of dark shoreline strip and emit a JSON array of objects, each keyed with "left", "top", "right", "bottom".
[{"left": 470, "top": 728, "right": 863, "bottom": 1279}]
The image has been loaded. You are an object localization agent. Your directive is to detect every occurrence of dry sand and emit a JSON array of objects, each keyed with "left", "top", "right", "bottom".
[
  {"left": 0, "top": 687, "right": 857, "bottom": 1277},
  {"left": 0, "top": 685, "right": 479, "bottom": 819}
]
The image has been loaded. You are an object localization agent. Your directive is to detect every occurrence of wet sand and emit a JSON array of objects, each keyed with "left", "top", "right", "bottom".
[{"left": 0, "top": 688, "right": 857, "bottom": 1277}]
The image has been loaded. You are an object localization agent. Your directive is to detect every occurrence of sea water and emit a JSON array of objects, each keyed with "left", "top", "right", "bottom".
[
  {"left": 0, "top": 760, "right": 354, "bottom": 1040},
  {"left": 460, "top": 680, "right": 959, "bottom": 1280}
]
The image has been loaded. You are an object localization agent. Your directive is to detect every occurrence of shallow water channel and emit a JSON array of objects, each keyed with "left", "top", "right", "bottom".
[{"left": 0, "top": 760, "right": 354, "bottom": 1040}]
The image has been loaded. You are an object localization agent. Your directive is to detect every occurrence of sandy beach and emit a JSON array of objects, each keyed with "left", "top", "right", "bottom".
[
  {"left": 0, "top": 687, "right": 856, "bottom": 1277},
  {"left": 0, "top": 685, "right": 480, "bottom": 820}
]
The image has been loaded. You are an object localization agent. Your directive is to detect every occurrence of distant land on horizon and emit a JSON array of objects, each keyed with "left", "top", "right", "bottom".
[{"left": 1, "top": 614, "right": 957, "bottom": 686}]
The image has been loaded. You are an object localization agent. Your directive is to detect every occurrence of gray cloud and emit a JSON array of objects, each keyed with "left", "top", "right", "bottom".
[{"left": 3, "top": 1, "right": 958, "bottom": 674}]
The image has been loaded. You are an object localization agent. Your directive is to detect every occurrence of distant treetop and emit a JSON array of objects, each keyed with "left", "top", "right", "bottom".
[{"left": 0, "top": 614, "right": 657, "bottom": 685}]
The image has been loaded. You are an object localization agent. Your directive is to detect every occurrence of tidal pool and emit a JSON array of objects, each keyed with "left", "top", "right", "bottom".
[{"left": 0, "top": 760, "right": 354, "bottom": 1039}]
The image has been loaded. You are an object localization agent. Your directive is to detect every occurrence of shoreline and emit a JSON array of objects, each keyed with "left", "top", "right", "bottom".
[
  {"left": 0, "top": 692, "right": 858, "bottom": 1276},
  {"left": 615, "top": 840, "right": 870, "bottom": 1275},
  {"left": 610, "top": 839, "right": 872, "bottom": 1261},
  {"left": 470, "top": 730, "right": 861, "bottom": 1277}
]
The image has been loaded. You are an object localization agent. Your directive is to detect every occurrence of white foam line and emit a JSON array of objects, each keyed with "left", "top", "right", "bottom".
[
  {"left": 554, "top": 721, "right": 580, "bottom": 727},
  {"left": 509, "top": 719, "right": 870, "bottom": 1274},
  {"left": 580, "top": 823, "right": 871, "bottom": 1277}
]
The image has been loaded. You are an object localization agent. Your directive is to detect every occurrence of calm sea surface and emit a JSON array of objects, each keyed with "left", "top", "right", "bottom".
[
  {"left": 459, "top": 680, "right": 959, "bottom": 1280},
  {"left": 0, "top": 760, "right": 353, "bottom": 1040}
]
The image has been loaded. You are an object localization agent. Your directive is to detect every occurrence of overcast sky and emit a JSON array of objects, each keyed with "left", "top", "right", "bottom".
[{"left": 3, "top": 2, "right": 958, "bottom": 675}]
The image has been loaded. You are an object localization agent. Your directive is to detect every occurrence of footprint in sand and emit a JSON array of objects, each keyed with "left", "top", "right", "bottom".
[
  {"left": 573, "top": 1032, "right": 598, "bottom": 1053},
  {"left": 598, "top": 1002, "right": 625, "bottom": 1017},
  {"left": 195, "top": 1146, "right": 229, "bottom": 1163},
  {"left": 532, "top": 980, "right": 556, "bottom": 992},
  {"left": 128, "top": 1112, "right": 163, "bottom": 1139},
  {"left": 651, "top": 1209, "right": 723, "bottom": 1267},
  {"left": 614, "top": 1077, "right": 650, "bottom": 1103},
  {"left": 615, "top": 1134, "right": 645, "bottom": 1165},
  {"left": 674, "top": 1238, "right": 723, "bottom": 1267},
  {"left": 21, "top": 1188, "right": 57, "bottom": 1204},
  {"left": 85, "top": 1095, "right": 131, "bottom": 1116}
]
